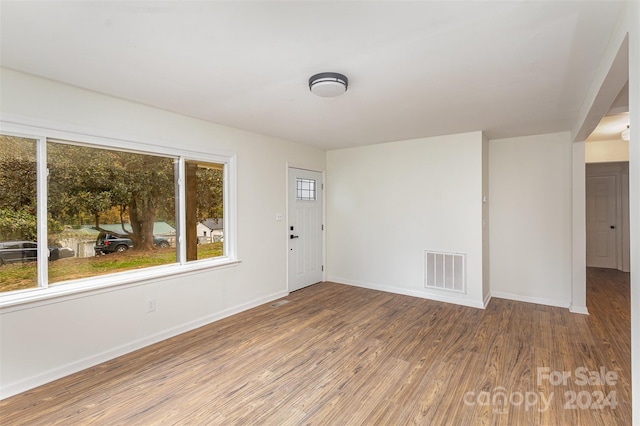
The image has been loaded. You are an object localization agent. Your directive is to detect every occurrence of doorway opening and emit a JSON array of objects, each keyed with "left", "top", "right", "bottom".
[{"left": 584, "top": 81, "right": 630, "bottom": 313}]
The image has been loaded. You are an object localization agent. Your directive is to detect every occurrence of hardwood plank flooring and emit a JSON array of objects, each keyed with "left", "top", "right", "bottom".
[{"left": 0, "top": 267, "right": 631, "bottom": 425}]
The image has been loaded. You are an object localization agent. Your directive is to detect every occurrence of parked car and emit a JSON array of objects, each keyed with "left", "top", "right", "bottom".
[
  {"left": 94, "top": 232, "right": 171, "bottom": 255},
  {"left": 0, "top": 241, "right": 75, "bottom": 265}
]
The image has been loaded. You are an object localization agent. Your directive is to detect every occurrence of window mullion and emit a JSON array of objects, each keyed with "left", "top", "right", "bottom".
[
  {"left": 36, "top": 137, "right": 48, "bottom": 288},
  {"left": 223, "top": 162, "right": 230, "bottom": 258},
  {"left": 177, "top": 157, "right": 187, "bottom": 265},
  {"left": 224, "top": 155, "right": 236, "bottom": 260}
]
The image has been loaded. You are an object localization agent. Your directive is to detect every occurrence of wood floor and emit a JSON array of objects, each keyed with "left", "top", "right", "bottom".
[{"left": 0, "top": 268, "right": 631, "bottom": 425}]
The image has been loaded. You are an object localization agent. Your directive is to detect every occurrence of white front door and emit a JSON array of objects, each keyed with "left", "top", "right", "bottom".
[
  {"left": 586, "top": 175, "right": 617, "bottom": 268},
  {"left": 288, "top": 168, "right": 323, "bottom": 291}
]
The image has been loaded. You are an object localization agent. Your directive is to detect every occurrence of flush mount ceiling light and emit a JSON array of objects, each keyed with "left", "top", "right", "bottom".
[
  {"left": 309, "top": 72, "right": 348, "bottom": 98},
  {"left": 621, "top": 125, "right": 630, "bottom": 141}
]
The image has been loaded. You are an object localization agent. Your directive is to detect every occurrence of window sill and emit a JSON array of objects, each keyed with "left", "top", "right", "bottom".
[{"left": 0, "top": 258, "right": 241, "bottom": 312}]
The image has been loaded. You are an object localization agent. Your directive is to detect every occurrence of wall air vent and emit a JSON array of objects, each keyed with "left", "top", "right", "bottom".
[{"left": 425, "top": 251, "right": 466, "bottom": 294}]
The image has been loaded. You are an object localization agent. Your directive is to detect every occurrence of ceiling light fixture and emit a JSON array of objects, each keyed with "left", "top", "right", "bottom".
[
  {"left": 309, "top": 72, "right": 348, "bottom": 98},
  {"left": 621, "top": 125, "right": 630, "bottom": 142}
]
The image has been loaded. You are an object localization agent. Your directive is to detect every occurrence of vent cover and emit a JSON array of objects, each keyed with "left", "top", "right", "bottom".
[{"left": 425, "top": 251, "right": 466, "bottom": 293}]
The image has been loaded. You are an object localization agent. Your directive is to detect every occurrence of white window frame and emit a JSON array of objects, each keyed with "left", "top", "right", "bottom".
[{"left": 0, "top": 121, "right": 239, "bottom": 309}]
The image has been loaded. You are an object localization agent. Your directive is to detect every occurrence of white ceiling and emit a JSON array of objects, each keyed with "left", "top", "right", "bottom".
[
  {"left": 0, "top": 1, "right": 627, "bottom": 150},
  {"left": 587, "top": 112, "right": 629, "bottom": 143},
  {"left": 586, "top": 80, "right": 630, "bottom": 143}
]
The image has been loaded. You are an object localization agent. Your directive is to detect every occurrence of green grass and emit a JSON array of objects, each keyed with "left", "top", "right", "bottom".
[
  {"left": 1, "top": 242, "right": 223, "bottom": 293},
  {"left": 0, "top": 263, "right": 38, "bottom": 292}
]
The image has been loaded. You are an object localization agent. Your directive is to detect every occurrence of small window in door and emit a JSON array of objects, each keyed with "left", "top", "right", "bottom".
[{"left": 296, "top": 178, "right": 316, "bottom": 201}]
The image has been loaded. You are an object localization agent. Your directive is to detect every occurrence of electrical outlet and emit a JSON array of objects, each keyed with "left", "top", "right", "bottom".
[{"left": 147, "top": 298, "right": 156, "bottom": 313}]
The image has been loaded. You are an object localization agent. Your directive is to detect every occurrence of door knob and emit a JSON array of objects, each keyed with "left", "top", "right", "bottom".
[
  {"left": 610, "top": 225, "right": 616, "bottom": 229},
  {"left": 290, "top": 235, "right": 299, "bottom": 239}
]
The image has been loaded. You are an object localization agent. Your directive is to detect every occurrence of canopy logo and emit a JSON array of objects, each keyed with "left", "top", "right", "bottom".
[{"left": 462, "top": 366, "right": 618, "bottom": 414}]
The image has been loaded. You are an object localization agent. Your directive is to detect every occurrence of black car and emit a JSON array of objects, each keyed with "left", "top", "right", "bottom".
[
  {"left": 94, "top": 232, "right": 171, "bottom": 255},
  {"left": 0, "top": 241, "right": 75, "bottom": 265}
]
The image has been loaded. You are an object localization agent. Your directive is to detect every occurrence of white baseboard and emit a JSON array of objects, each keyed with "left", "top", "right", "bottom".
[
  {"left": 0, "top": 290, "right": 289, "bottom": 400},
  {"left": 328, "top": 276, "right": 486, "bottom": 309},
  {"left": 569, "top": 305, "right": 590, "bottom": 315},
  {"left": 491, "top": 291, "right": 570, "bottom": 309},
  {"left": 483, "top": 292, "right": 492, "bottom": 309}
]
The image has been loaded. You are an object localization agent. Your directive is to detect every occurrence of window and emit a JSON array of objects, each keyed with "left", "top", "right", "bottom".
[
  {"left": 46, "top": 140, "right": 178, "bottom": 284},
  {"left": 296, "top": 178, "right": 316, "bottom": 201},
  {"left": 0, "top": 131, "right": 234, "bottom": 297},
  {"left": 185, "top": 161, "right": 225, "bottom": 261},
  {"left": 0, "top": 136, "right": 38, "bottom": 292}
]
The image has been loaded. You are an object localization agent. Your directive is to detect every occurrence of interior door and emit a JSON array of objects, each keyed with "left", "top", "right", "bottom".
[
  {"left": 586, "top": 175, "right": 617, "bottom": 268},
  {"left": 288, "top": 168, "right": 323, "bottom": 291}
]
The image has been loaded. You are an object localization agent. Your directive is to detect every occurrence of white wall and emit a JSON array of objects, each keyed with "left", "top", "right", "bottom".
[
  {"left": 482, "top": 133, "right": 490, "bottom": 303},
  {"left": 571, "top": 141, "right": 588, "bottom": 314},
  {"left": 627, "top": 1, "right": 640, "bottom": 422},
  {"left": 490, "top": 132, "right": 573, "bottom": 307},
  {"left": 326, "top": 132, "right": 486, "bottom": 308},
  {"left": 0, "top": 68, "right": 325, "bottom": 398},
  {"left": 586, "top": 139, "right": 630, "bottom": 163}
]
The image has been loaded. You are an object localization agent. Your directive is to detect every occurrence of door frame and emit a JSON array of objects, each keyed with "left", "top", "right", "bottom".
[
  {"left": 285, "top": 163, "right": 326, "bottom": 292},
  {"left": 570, "top": 31, "right": 630, "bottom": 315}
]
